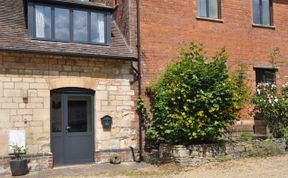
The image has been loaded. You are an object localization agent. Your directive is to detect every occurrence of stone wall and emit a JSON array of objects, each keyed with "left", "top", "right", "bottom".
[
  {"left": 0, "top": 153, "right": 52, "bottom": 175},
  {"left": 95, "top": 148, "right": 139, "bottom": 163},
  {"left": 0, "top": 51, "right": 138, "bottom": 174},
  {"left": 145, "top": 139, "right": 287, "bottom": 167}
]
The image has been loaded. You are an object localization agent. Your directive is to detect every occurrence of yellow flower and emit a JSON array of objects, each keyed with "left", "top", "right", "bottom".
[
  {"left": 197, "top": 110, "right": 204, "bottom": 117},
  {"left": 183, "top": 105, "right": 189, "bottom": 111}
]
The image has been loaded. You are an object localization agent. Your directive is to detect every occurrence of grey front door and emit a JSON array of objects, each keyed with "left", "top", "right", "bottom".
[{"left": 51, "top": 89, "right": 94, "bottom": 166}]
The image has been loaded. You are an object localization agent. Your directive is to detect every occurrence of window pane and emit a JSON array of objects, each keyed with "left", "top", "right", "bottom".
[
  {"left": 73, "top": 10, "right": 88, "bottom": 42},
  {"left": 55, "top": 8, "right": 70, "bottom": 41},
  {"left": 262, "top": 0, "right": 271, "bottom": 25},
  {"left": 91, "top": 12, "right": 105, "bottom": 43},
  {"left": 198, "top": 0, "right": 207, "bottom": 17},
  {"left": 264, "top": 71, "right": 275, "bottom": 83},
  {"left": 209, "top": 0, "right": 219, "bottom": 18},
  {"left": 35, "top": 5, "right": 51, "bottom": 38},
  {"left": 256, "top": 69, "right": 275, "bottom": 84},
  {"left": 253, "top": 0, "right": 261, "bottom": 24}
]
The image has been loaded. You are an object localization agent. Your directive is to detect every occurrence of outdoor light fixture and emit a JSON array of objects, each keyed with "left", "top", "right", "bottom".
[{"left": 101, "top": 115, "right": 113, "bottom": 129}]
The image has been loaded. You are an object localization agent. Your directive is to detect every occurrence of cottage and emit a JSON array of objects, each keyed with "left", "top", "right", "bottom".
[{"left": 0, "top": 0, "right": 139, "bottom": 173}]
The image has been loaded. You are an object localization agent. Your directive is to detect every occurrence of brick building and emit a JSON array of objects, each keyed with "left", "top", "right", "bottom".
[
  {"left": 140, "top": 0, "right": 288, "bottom": 133},
  {"left": 0, "top": 0, "right": 288, "bottom": 175}
]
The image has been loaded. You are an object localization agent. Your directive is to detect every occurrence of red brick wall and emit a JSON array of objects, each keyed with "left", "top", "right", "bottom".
[
  {"left": 114, "top": 0, "right": 137, "bottom": 53},
  {"left": 140, "top": 0, "right": 288, "bottom": 122}
]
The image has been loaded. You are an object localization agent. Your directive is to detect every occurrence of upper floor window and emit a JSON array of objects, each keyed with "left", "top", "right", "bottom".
[
  {"left": 28, "top": 2, "right": 111, "bottom": 45},
  {"left": 198, "top": 0, "right": 221, "bottom": 19},
  {"left": 253, "top": 0, "right": 273, "bottom": 26}
]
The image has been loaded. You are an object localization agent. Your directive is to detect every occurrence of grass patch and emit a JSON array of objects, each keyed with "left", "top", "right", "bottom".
[{"left": 54, "top": 165, "right": 182, "bottom": 178}]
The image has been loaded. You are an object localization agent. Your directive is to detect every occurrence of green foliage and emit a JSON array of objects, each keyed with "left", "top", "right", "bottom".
[
  {"left": 137, "top": 97, "right": 160, "bottom": 143},
  {"left": 137, "top": 97, "right": 148, "bottom": 125},
  {"left": 240, "top": 132, "right": 253, "bottom": 142},
  {"left": 218, "top": 156, "right": 231, "bottom": 162},
  {"left": 283, "top": 128, "right": 288, "bottom": 147},
  {"left": 252, "top": 83, "right": 288, "bottom": 138},
  {"left": 10, "top": 144, "right": 27, "bottom": 160},
  {"left": 230, "top": 63, "right": 251, "bottom": 114},
  {"left": 147, "top": 42, "right": 249, "bottom": 145}
]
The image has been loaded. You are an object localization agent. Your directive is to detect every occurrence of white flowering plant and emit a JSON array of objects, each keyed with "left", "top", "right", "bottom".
[{"left": 253, "top": 82, "right": 288, "bottom": 137}]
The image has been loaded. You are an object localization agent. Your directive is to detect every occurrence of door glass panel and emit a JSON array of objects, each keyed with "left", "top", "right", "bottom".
[
  {"left": 51, "top": 93, "right": 62, "bottom": 132},
  {"left": 67, "top": 96, "right": 91, "bottom": 132}
]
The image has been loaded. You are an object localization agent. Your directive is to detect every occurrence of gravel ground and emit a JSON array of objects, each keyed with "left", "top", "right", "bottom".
[
  {"left": 3, "top": 154, "right": 288, "bottom": 178},
  {"left": 168, "top": 155, "right": 288, "bottom": 178}
]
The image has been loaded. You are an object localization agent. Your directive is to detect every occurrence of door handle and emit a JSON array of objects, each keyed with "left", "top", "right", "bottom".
[{"left": 66, "top": 126, "right": 71, "bottom": 132}]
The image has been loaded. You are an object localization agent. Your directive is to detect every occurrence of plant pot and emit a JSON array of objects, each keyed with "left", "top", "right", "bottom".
[{"left": 10, "top": 159, "right": 29, "bottom": 176}]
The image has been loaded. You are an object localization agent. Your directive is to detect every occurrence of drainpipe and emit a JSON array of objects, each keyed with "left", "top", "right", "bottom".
[{"left": 136, "top": 0, "right": 143, "bottom": 161}]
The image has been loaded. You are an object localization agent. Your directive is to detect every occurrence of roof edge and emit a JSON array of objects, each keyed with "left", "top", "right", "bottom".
[
  {"left": 0, "top": 48, "right": 138, "bottom": 61},
  {"left": 28, "top": 0, "right": 116, "bottom": 11}
]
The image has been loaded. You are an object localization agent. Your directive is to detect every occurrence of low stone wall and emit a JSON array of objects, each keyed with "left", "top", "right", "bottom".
[
  {"left": 0, "top": 153, "right": 52, "bottom": 175},
  {"left": 145, "top": 139, "right": 287, "bottom": 166}
]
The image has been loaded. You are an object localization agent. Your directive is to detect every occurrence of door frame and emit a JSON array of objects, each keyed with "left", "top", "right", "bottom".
[{"left": 50, "top": 87, "right": 95, "bottom": 166}]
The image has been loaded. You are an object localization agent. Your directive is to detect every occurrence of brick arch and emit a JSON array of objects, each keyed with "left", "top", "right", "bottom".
[{"left": 48, "top": 77, "right": 98, "bottom": 91}]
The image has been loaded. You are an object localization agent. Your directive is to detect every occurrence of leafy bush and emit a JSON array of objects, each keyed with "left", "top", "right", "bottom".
[
  {"left": 146, "top": 42, "right": 249, "bottom": 145},
  {"left": 253, "top": 83, "right": 288, "bottom": 138},
  {"left": 10, "top": 144, "right": 27, "bottom": 160}
]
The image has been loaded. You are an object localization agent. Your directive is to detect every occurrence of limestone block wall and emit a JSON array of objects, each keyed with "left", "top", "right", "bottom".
[{"left": 0, "top": 51, "right": 137, "bottom": 159}]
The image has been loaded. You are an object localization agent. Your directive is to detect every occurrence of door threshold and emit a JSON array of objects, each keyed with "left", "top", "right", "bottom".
[{"left": 53, "top": 162, "right": 95, "bottom": 169}]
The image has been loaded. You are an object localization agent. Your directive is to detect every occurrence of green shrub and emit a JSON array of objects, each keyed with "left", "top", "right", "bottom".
[
  {"left": 240, "top": 132, "right": 254, "bottom": 142},
  {"left": 253, "top": 83, "right": 288, "bottom": 138},
  {"left": 146, "top": 42, "right": 249, "bottom": 145}
]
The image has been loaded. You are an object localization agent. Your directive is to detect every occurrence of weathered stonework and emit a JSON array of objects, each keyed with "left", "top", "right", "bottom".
[
  {"left": 0, "top": 51, "right": 138, "bottom": 175},
  {"left": 0, "top": 153, "right": 52, "bottom": 175},
  {"left": 145, "top": 139, "right": 287, "bottom": 167},
  {"left": 95, "top": 148, "right": 139, "bottom": 163}
]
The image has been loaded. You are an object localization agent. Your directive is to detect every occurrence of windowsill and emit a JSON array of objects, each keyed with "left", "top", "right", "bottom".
[
  {"left": 196, "top": 16, "right": 224, "bottom": 23},
  {"left": 30, "top": 37, "right": 109, "bottom": 46},
  {"left": 252, "top": 24, "right": 276, "bottom": 30}
]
